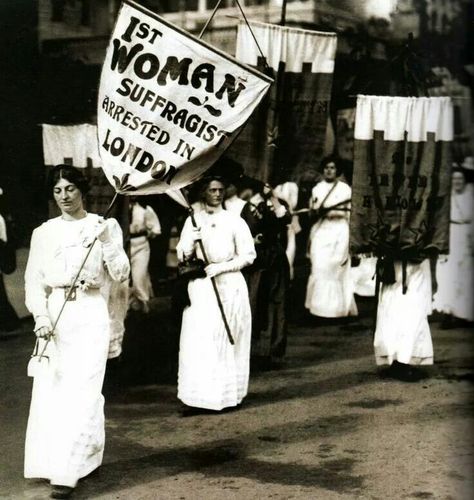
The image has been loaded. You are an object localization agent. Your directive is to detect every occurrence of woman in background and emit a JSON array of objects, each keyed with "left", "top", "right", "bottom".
[
  {"left": 305, "top": 157, "right": 358, "bottom": 319},
  {"left": 24, "top": 165, "right": 129, "bottom": 498},
  {"left": 129, "top": 197, "right": 161, "bottom": 313}
]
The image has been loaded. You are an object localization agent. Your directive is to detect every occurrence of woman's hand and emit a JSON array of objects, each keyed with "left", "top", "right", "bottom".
[
  {"left": 190, "top": 227, "right": 202, "bottom": 242},
  {"left": 205, "top": 263, "right": 224, "bottom": 278},
  {"left": 95, "top": 218, "right": 112, "bottom": 243},
  {"left": 35, "top": 326, "right": 52, "bottom": 339}
]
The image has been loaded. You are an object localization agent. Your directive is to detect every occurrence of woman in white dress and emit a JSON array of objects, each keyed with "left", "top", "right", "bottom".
[
  {"left": 305, "top": 158, "right": 358, "bottom": 318},
  {"left": 177, "top": 177, "right": 256, "bottom": 412},
  {"left": 433, "top": 167, "right": 474, "bottom": 323},
  {"left": 129, "top": 198, "right": 161, "bottom": 313},
  {"left": 24, "top": 165, "right": 129, "bottom": 498}
]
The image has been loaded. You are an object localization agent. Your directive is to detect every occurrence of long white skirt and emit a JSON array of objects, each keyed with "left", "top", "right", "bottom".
[
  {"left": 305, "top": 218, "right": 358, "bottom": 317},
  {"left": 178, "top": 271, "right": 251, "bottom": 410},
  {"left": 374, "top": 260, "right": 433, "bottom": 366},
  {"left": 433, "top": 223, "right": 474, "bottom": 321},
  {"left": 24, "top": 288, "right": 110, "bottom": 487},
  {"left": 130, "top": 236, "right": 153, "bottom": 303}
]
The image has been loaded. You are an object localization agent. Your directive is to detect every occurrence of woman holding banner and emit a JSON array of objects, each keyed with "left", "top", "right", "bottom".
[
  {"left": 176, "top": 176, "right": 256, "bottom": 413},
  {"left": 305, "top": 157, "right": 358, "bottom": 319},
  {"left": 24, "top": 165, "right": 129, "bottom": 498}
]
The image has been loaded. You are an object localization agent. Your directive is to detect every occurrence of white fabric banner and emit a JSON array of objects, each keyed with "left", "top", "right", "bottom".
[
  {"left": 236, "top": 20, "right": 337, "bottom": 73},
  {"left": 42, "top": 124, "right": 101, "bottom": 168},
  {"left": 97, "top": 0, "right": 272, "bottom": 195},
  {"left": 354, "top": 95, "right": 454, "bottom": 142}
]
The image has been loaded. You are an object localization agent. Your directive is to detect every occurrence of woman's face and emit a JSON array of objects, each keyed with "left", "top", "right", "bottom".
[
  {"left": 452, "top": 171, "right": 466, "bottom": 193},
  {"left": 204, "top": 180, "right": 225, "bottom": 207},
  {"left": 323, "top": 162, "right": 337, "bottom": 182},
  {"left": 53, "top": 177, "right": 84, "bottom": 215}
]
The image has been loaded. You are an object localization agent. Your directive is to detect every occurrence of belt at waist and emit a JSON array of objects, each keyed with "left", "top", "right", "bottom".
[
  {"left": 53, "top": 285, "right": 101, "bottom": 302},
  {"left": 131, "top": 230, "right": 148, "bottom": 238},
  {"left": 56, "top": 284, "right": 100, "bottom": 290}
]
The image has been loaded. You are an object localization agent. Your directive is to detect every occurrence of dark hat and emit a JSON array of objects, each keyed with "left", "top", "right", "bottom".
[
  {"left": 205, "top": 156, "right": 244, "bottom": 184},
  {"left": 237, "top": 175, "right": 265, "bottom": 194}
]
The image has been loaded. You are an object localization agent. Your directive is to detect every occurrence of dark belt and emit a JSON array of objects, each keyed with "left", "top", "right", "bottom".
[
  {"left": 130, "top": 230, "right": 148, "bottom": 238},
  {"left": 57, "top": 285, "right": 99, "bottom": 301}
]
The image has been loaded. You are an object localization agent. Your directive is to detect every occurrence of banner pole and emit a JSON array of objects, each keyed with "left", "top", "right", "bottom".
[{"left": 180, "top": 188, "right": 235, "bottom": 345}]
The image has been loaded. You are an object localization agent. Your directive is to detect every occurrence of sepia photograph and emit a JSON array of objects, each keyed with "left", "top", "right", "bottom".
[{"left": 0, "top": 0, "right": 473, "bottom": 498}]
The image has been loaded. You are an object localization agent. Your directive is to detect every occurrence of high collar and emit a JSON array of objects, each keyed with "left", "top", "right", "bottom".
[{"left": 204, "top": 204, "right": 223, "bottom": 215}]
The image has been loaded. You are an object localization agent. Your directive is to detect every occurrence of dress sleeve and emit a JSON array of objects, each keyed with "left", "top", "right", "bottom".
[
  {"left": 24, "top": 227, "right": 52, "bottom": 331},
  {"left": 342, "top": 184, "right": 352, "bottom": 220},
  {"left": 212, "top": 217, "right": 256, "bottom": 275},
  {"left": 233, "top": 217, "right": 257, "bottom": 269},
  {"left": 176, "top": 216, "right": 196, "bottom": 261},
  {"left": 145, "top": 205, "right": 161, "bottom": 235},
  {"left": 101, "top": 218, "right": 130, "bottom": 282}
]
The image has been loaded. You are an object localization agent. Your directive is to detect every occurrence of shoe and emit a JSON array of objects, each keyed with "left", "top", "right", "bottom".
[
  {"left": 390, "top": 361, "right": 426, "bottom": 382},
  {"left": 180, "top": 406, "right": 220, "bottom": 417},
  {"left": 50, "top": 485, "right": 74, "bottom": 498}
]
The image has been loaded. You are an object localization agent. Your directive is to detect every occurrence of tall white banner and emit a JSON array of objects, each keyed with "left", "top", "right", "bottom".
[{"left": 97, "top": 0, "right": 272, "bottom": 195}]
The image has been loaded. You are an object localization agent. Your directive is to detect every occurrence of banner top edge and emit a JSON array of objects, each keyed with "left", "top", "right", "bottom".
[
  {"left": 238, "top": 18, "right": 337, "bottom": 38},
  {"left": 121, "top": 0, "right": 274, "bottom": 84},
  {"left": 356, "top": 95, "right": 452, "bottom": 103}
]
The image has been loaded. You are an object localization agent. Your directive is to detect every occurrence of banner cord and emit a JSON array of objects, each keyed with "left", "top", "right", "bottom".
[
  {"left": 234, "top": 0, "right": 270, "bottom": 70},
  {"left": 197, "top": 0, "right": 270, "bottom": 72},
  {"left": 198, "top": 0, "right": 225, "bottom": 39}
]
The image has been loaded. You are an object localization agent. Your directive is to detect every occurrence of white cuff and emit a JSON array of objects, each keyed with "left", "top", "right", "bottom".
[
  {"left": 34, "top": 315, "right": 52, "bottom": 332},
  {"left": 274, "top": 206, "right": 287, "bottom": 218}
]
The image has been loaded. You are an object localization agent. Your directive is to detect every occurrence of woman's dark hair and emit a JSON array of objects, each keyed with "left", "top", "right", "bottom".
[
  {"left": 197, "top": 175, "right": 228, "bottom": 199},
  {"left": 452, "top": 166, "right": 466, "bottom": 178},
  {"left": 320, "top": 156, "right": 342, "bottom": 175},
  {"left": 236, "top": 175, "right": 265, "bottom": 195},
  {"left": 47, "top": 164, "right": 90, "bottom": 199}
]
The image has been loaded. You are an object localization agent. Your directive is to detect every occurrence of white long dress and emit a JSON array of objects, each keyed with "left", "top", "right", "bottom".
[
  {"left": 130, "top": 203, "right": 161, "bottom": 305},
  {"left": 176, "top": 207, "right": 256, "bottom": 410},
  {"left": 433, "top": 187, "right": 474, "bottom": 321},
  {"left": 24, "top": 214, "right": 129, "bottom": 487},
  {"left": 374, "top": 259, "right": 433, "bottom": 366},
  {"left": 305, "top": 180, "right": 358, "bottom": 317}
]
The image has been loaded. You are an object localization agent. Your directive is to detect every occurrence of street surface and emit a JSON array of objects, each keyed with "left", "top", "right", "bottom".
[{"left": 1, "top": 277, "right": 473, "bottom": 499}]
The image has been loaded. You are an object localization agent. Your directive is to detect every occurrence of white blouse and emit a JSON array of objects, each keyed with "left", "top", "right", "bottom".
[
  {"left": 130, "top": 203, "right": 161, "bottom": 236},
  {"left": 177, "top": 207, "right": 256, "bottom": 271},
  {"left": 25, "top": 213, "right": 130, "bottom": 328},
  {"left": 311, "top": 180, "right": 352, "bottom": 219}
]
